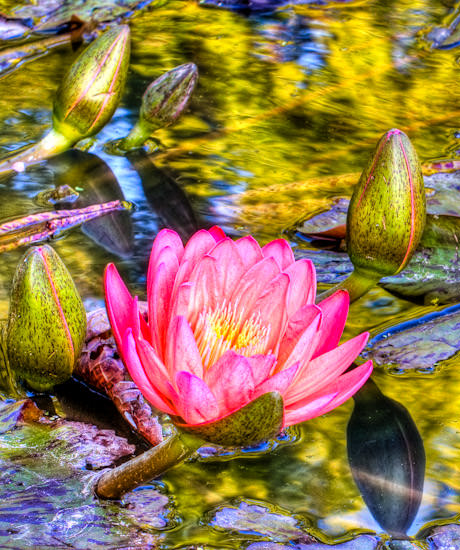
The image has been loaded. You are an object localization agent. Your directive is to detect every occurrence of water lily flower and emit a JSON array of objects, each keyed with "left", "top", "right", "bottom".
[{"left": 105, "top": 227, "right": 372, "bottom": 436}]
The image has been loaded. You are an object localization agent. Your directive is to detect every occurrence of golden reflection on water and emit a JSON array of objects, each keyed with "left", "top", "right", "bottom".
[{"left": 0, "top": 0, "right": 459, "bottom": 546}]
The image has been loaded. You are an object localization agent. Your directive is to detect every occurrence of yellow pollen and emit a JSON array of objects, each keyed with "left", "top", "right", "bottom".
[{"left": 193, "top": 300, "right": 270, "bottom": 369}]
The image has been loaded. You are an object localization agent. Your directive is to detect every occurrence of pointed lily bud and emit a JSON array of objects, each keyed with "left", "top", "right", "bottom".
[
  {"left": 53, "top": 25, "right": 130, "bottom": 143},
  {"left": 347, "top": 129, "right": 426, "bottom": 277},
  {"left": 317, "top": 129, "right": 426, "bottom": 304},
  {"left": 0, "top": 26, "right": 130, "bottom": 177},
  {"left": 6, "top": 245, "right": 86, "bottom": 391},
  {"left": 120, "top": 63, "right": 198, "bottom": 150}
]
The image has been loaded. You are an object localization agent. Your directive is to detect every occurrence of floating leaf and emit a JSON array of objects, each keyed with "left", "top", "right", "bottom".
[{"left": 365, "top": 304, "right": 460, "bottom": 373}]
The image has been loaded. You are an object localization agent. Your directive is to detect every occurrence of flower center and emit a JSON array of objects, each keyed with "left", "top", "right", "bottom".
[{"left": 193, "top": 301, "right": 270, "bottom": 369}]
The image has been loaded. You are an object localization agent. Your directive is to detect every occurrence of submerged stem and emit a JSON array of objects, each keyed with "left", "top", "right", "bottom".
[{"left": 95, "top": 431, "right": 202, "bottom": 500}]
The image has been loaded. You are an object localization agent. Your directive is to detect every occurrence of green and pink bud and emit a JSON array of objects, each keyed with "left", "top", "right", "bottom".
[
  {"left": 0, "top": 26, "right": 130, "bottom": 176},
  {"left": 347, "top": 128, "right": 426, "bottom": 278},
  {"left": 120, "top": 62, "right": 198, "bottom": 150},
  {"left": 6, "top": 245, "right": 86, "bottom": 391},
  {"left": 317, "top": 129, "right": 426, "bottom": 304}
]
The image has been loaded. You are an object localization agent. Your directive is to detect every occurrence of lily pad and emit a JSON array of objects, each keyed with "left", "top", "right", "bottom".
[
  {"left": 365, "top": 304, "right": 460, "bottom": 373},
  {"left": 211, "top": 500, "right": 312, "bottom": 543}
]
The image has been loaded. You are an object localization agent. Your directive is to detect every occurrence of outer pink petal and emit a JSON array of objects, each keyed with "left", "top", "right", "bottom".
[
  {"left": 166, "top": 316, "right": 204, "bottom": 380},
  {"left": 276, "top": 304, "right": 321, "bottom": 370},
  {"left": 104, "top": 263, "right": 134, "bottom": 355},
  {"left": 235, "top": 235, "right": 264, "bottom": 270},
  {"left": 316, "top": 360, "right": 373, "bottom": 416},
  {"left": 284, "top": 331, "right": 369, "bottom": 405},
  {"left": 174, "top": 371, "right": 219, "bottom": 424},
  {"left": 147, "top": 229, "right": 183, "bottom": 289},
  {"left": 253, "top": 362, "right": 299, "bottom": 400},
  {"left": 313, "top": 290, "right": 349, "bottom": 359},
  {"left": 262, "top": 239, "right": 295, "bottom": 270},
  {"left": 122, "top": 328, "right": 176, "bottom": 415},
  {"left": 136, "top": 337, "right": 173, "bottom": 398},
  {"left": 283, "top": 393, "right": 338, "bottom": 427},
  {"left": 284, "top": 360, "right": 373, "bottom": 426},
  {"left": 169, "top": 282, "right": 192, "bottom": 320},
  {"left": 284, "top": 259, "right": 316, "bottom": 316},
  {"left": 209, "top": 238, "right": 246, "bottom": 297},
  {"left": 148, "top": 259, "right": 178, "bottom": 359},
  {"left": 208, "top": 225, "right": 226, "bottom": 242},
  {"left": 205, "top": 351, "right": 255, "bottom": 415},
  {"left": 247, "top": 354, "right": 277, "bottom": 386}
]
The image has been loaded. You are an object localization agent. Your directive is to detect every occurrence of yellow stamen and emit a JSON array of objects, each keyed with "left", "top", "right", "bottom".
[{"left": 193, "top": 300, "right": 270, "bottom": 369}]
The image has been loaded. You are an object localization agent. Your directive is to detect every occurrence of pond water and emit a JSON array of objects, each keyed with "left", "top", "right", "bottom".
[{"left": 0, "top": 0, "right": 460, "bottom": 548}]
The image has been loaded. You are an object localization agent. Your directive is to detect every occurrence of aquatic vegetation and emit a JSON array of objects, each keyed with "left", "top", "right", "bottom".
[{"left": 6, "top": 245, "right": 86, "bottom": 391}]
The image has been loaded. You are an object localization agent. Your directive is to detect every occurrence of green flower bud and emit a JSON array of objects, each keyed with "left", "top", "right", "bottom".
[
  {"left": 120, "top": 63, "right": 198, "bottom": 150},
  {"left": 53, "top": 25, "right": 130, "bottom": 143},
  {"left": 6, "top": 245, "right": 86, "bottom": 391},
  {"left": 347, "top": 129, "right": 426, "bottom": 278}
]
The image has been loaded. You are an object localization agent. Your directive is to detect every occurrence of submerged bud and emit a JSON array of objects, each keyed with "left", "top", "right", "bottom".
[
  {"left": 120, "top": 63, "right": 198, "bottom": 150},
  {"left": 6, "top": 245, "right": 86, "bottom": 391},
  {"left": 53, "top": 25, "right": 130, "bottom": 143},
  {"left": 347, "top": 129, "right": 426, "bottom": 278}
]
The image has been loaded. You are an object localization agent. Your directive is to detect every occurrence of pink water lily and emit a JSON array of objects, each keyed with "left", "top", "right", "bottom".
[{"left": 104, "top": 227, "right": 372, "bottom": 430}]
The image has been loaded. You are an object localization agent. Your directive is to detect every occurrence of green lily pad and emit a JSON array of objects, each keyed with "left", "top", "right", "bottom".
[{"left": 365, "top": 304, "right": 460, "bottom": 373}]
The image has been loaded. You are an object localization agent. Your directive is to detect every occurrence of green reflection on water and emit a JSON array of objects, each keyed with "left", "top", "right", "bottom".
[{"left": 0, "top": 0, "right": 460, "bottom": 546}]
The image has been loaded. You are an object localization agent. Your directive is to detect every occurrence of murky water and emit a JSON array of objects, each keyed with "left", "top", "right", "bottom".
[{"left": 0, "top": 0, "right": 460, "bottom": 547}]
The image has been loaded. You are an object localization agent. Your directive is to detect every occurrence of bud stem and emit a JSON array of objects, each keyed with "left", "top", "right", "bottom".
[
  {"left": 95, "top": 431, "right": 202, "bottom": 499},
  {"left": 118, "top": 121, "right": 151, "bottom": 151},
  {"left": 0, "top": 128, "right": 71, "bottom": 177},
  {"left": 316, "top": 268, "right": 379, "bottom": 304}
]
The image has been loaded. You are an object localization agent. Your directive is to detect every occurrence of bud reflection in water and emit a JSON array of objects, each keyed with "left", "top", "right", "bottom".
[
  {"left": 47, "top": 150, "right": 134, "bottom": 258},
  {"left": 347, "top": 378, "right": 425, "bottom": 537}
]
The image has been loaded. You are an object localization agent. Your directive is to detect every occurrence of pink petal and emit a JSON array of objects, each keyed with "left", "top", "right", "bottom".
[
  {"left": 186, "top": 255, "right": 220, "bottom": 326},
  {"left": 209, "top": 238, "right": 245, "bottom": 297},
  {"left": 148, "top": 258, "right": 178, "bottom": 359},
  {"left": 205, "top": 351, "right": 255, "bottom": 415},
  {"left": 235, "top": 235, "right": 263, "bottom": 270},
  {"left": 208, "top": 225, "right": 226, "bottom": 242},
  {"left": 262, "top": 239, "right": 295, "bottom": 270},
  {"left": 247, "top": 354, "right": 277, "bottom": 386},
  {"left": 284, "top": 259, "right": 316, "bottom": 316},
  {"left": 173, "top": 229, "right": 217, "bottom": 290},
  {"left": 166, "top": 316, "right": 204, "bottom": 380},
  {"left": 283, "top": 393, "right": 338, "bottom": 427},
  {"left": 317, "top": 360, "right": 373, "bottom": 415},
  {"left": 284, "top": 331, "right": 369, "bottom": 405},
  {"left": 135, "top": 336, "right": 173, "bottom": 398},
  {"left": 313, "top": 290, "right": 349, "bottom": 359},
  {"left": 276, "top": 304, "right": 322, "bottom": 370},
  {"left": 130, "top": 296, "right": 149, "bottom": 342},
  {"left": 230, "top": 257, "right": 281, "bottom": 317},
  {"left": 169, "top": 282, "right": 192, "bottom": 320},
  {"left": 174, "top": 371, "right": 219, "bottom": 424},
  {"left": 253, "top": 362, "right": 299, "bottom": 399},
  {"left": 249, "top": 272, "right": 290, "bottom": 353},
  {"left": 122, "top": 328, "right": 176, "bottom": 415},
  {"left": 147, "top": 229, "right": 183, "bottom": 289},
  {"left": 104, "top": 263, "right": 134, "bottom": 355},
  {"left": 284, "top": 360, "right": 373, "bottom": 426}
]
